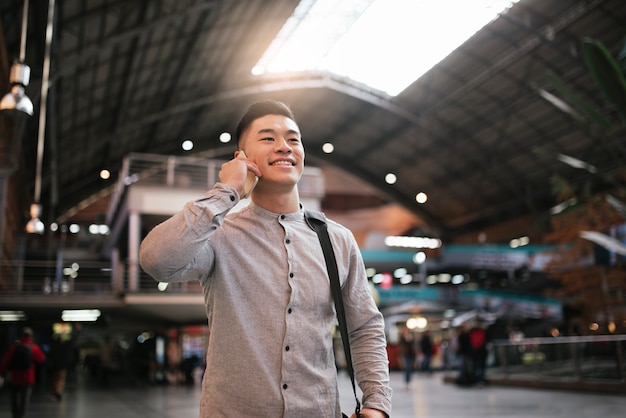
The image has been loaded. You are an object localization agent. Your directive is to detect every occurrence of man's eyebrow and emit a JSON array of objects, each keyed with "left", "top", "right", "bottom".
[{"left": 256, "top": 128, "right": 301, "bottom": 136}]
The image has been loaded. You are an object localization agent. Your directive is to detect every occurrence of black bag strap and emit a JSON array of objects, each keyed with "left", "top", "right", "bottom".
[{"left": 304, "top": 210, "right": 361, "bottom": 418}]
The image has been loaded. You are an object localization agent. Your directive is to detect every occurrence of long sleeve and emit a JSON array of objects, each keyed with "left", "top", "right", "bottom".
[
  {"left": 327, "top": 219, "right": 392, "bottom": 416},
  {"left": 139, "top": 183, "right": 240, "bottom": 283},
  {"left": 32, "top": 344, "right": 46, "bottom": 364}
]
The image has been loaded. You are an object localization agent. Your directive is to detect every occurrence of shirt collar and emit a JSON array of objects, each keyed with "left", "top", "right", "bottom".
[{"left": 249, "top": 201, "right": 303, "bottom": 221}]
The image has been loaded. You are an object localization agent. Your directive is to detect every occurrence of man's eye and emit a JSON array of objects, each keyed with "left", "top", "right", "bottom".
[{"left": 261, "top": 137, "right": 274, "bottom": 141}]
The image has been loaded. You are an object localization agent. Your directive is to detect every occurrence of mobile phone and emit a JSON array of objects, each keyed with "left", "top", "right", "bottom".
[{"left": 238, "top": 151, "right": 258, "bottom": 198}]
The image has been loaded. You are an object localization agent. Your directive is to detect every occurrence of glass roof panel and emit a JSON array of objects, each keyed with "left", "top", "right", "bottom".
[{"left": 253, "top": 0, "right": 520, "bottom": 96}]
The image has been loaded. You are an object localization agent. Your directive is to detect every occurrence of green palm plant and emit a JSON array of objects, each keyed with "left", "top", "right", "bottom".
[
  {"left": 534, "top": 36, "right": 626, "bottom": 132},
  {"left": 534, "top": 35, "right": 626, "bottom": 207},
  {"left": 538, "top": 36, "right": 626, "bottom": 333},
  {"left": 582, "top": 37, "right": 626, "bottom": 125}
]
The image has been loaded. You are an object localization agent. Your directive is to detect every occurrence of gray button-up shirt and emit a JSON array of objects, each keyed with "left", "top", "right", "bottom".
[{"left": 139, "top": 184, "right": 391, "bottom": 417}]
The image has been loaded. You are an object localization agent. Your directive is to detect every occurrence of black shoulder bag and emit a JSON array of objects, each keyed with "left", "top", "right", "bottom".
[{"left": 304, "top": 210, "right": 362, "bottom": 418}]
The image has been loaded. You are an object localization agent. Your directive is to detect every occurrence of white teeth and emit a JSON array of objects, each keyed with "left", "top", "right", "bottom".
[{"left": 272, "top": 161, "right": 293, "bottom": 166}]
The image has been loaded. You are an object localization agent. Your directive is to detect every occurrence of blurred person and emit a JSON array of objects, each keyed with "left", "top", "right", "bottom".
[
  {"left": 140, "top": 100, "right": 391, "bottom": 418},
  {"left": 398, "top": 326, "right": 416, "bottom": 389},
  {"left": 99, "top": 336, "right": 113, "bottom": 387},
  {"left": 470, "top": 324, "right": 488, "bottom": 385},
  {"left": 419, "top": 330, "right": 434, "bottom": 375},
  {"left": 0, "top": 327, "right": 46, "bottom": 418},
  {"left": 439, "top": 338, "right": 453, "bottom": 370},
  {"left": 48, "top": 334, "right": 75, "bottom": 401},
  {"left": 455, "top": 325, "right": 473, "bottom": 386}
]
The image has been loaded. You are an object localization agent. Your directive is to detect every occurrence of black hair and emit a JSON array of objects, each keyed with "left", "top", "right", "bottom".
[{"left": 235, "top": 100, "right": 296, "bottom": 146}]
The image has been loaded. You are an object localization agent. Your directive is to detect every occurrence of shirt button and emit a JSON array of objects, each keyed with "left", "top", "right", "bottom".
[
  {"left": 289, "top": 272, "right": 294, "bottom": 278},
  {"left": 281, "top": 215, "right": 286, "bottom": 220},
  {"left": 283, "top": 384, "right": 288, "bottom": 390},
  {"left": 286, "top": 239, "right": 291, "bottom": 244},
  {"left": 288, "top": 308, "right": 292, "bottom": 314},
  {"left": 230, "top": 195, "right": 235, "bottom": 201},
  {"left": 285, "top": 346, "right": 290, "bottom": 351}
]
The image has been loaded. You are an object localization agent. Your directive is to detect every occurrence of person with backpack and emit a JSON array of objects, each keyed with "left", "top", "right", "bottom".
[{"left": 0, "top": 327, "right": 46, "bottom": 418}]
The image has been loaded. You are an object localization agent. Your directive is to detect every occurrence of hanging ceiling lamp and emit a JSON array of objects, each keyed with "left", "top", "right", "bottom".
[
  {"left": 0, "top": 0, "right": 33, "bottom": 116},
  {"left": 0, "top": 61, "right": 33, "bottom": 115}
]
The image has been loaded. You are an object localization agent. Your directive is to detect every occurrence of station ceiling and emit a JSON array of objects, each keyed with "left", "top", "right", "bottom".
[{"left": 2, "top": 0, "right": 626, "bottom": 245}]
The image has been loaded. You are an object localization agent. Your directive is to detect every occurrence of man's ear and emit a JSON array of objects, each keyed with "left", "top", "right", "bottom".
[{"left": 234, "top": 149, "right": 243, "bottom": 159}]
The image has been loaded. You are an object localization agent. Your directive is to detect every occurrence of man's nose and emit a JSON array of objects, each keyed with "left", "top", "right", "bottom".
[{"left": 275, "top": 138, "right": 292, "bottom": 152}]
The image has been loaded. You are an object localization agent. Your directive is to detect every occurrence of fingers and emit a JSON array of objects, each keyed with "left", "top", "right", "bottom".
[
  {"left": 218, "top": 156, "right": 259, "bottom": 198},
  {"left": 234, "top": 150, "right": 262, "bottom": 176}
]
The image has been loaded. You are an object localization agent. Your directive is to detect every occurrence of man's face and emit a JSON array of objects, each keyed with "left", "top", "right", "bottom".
[{"left": 239, "top": 114, "right": 304, "bottom": 189}]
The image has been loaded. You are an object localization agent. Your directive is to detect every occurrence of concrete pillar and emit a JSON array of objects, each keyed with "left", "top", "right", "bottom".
[{"left": 128, "top": 210, "right": 141, "bottom": 291}]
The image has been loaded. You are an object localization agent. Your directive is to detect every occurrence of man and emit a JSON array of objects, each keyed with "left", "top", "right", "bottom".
[
  {"left": 398, "top": 326, "right": 416, "bottom": 389},
  {"left": 0, "top": 327, "right": 46, "bottom": 418},
  {"left": 48, "top": 334, "right": 75, "bottom": 401},
  {"left": 419, "top": 330, "right": 434, "bottom": 375},
  {"left": 140, "top": 100, "right": 392, "bottom": 417},
  {"left": 455, "top": 325, "right": 473, "bottom": 386},
  {"left": 470, "top": 324, "right": 488, "bottom": 385}
]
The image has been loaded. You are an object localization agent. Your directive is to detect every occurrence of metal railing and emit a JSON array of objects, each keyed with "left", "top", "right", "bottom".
[
  {"left": 490, "top": 335, "right": 626, "bottom": 384},
  {"left": 0, "top": 259, "right": 202, "bottom": 295},
  {"left": 107, "top": 153, "right": 325, "bottom": 225}
]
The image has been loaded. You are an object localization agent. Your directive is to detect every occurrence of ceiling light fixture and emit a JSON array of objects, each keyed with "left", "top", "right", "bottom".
[
  {"left": 385, "top": 235, "right": 441, "bottom": 249},
  {"left": 219, "top": 132, "right": 232, "bottom": 143},
  {"left": 25, "top": 203, "right": 43, "bottom": 234},
  {"left": 182, "top": 139, "right": 194, "bottom": 151},
  {"left": 61, "top": 309, "right": 101, "bottom": 322},
  {"left": 0, "top": 62, "right": 33, "bottom": 115},
  {"left": 0, "top": 310, "right": 27, "bottom": 321},
  {"left": 0, "top": 0, "right": 33, "bottom": 116},
  {"left": 537, "top": 88, "right": 584, "bottom": 121}
]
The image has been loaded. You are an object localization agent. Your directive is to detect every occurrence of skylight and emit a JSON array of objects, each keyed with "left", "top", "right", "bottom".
[{"left": 252, "top": 0, "right": 519, "bottom": 96}]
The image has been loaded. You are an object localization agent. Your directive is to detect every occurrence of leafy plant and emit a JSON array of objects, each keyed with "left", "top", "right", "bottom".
[
  {"left": 582, "top": 37, "right": 626, "bottom": 124},
  {"left": 540, "top": 35, "right": 626, "bottom": 129},
  {"left": 534, "top": 35, "right": 626, "bottom": 204}
]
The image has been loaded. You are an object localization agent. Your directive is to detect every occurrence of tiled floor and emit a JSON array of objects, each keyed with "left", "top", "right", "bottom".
[{"left": 0, "top": 370, "right": 624, "bottom": 417}]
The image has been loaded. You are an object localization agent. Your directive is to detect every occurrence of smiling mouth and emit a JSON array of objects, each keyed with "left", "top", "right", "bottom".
[{"left": 270, "top": 161, "right": 295, "bottom": 166}]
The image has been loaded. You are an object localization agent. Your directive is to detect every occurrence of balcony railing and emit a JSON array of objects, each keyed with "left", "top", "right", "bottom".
[
  {"left": 0, "top": 259, "right": 202, "bottom": 295},
  {"left": 487, "top": 335, "right": 626, "bottom": 387}
]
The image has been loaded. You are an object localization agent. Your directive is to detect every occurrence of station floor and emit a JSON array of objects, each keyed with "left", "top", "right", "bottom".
[{"left": 0, "top": 370, "right": 624, "bottom": 418}]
